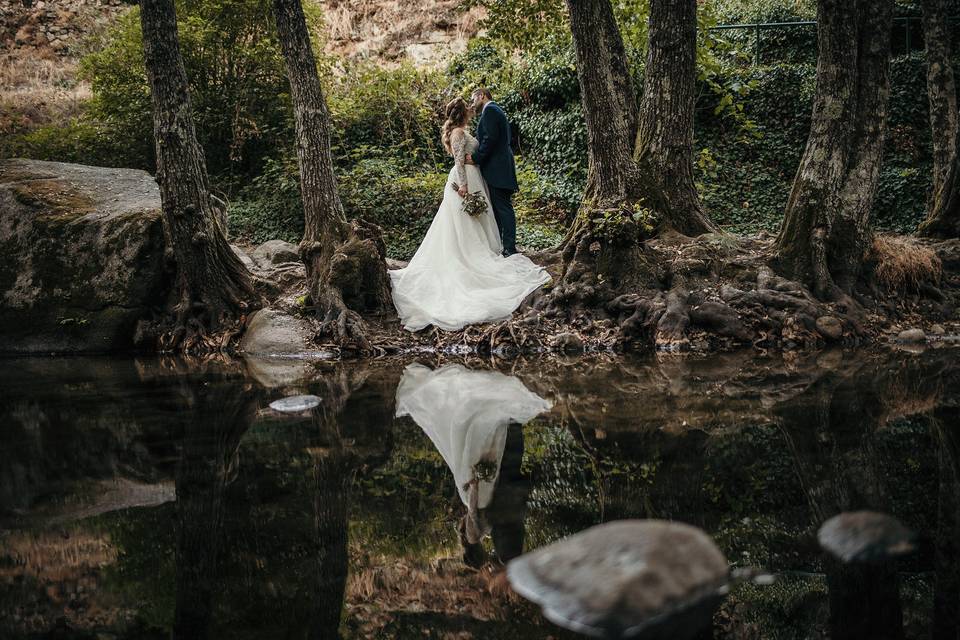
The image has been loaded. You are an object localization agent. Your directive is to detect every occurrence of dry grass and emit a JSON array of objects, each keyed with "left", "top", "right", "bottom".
[
  {"left": 346, "top": 554, "right": 521, "bottom": 634},
  {"left": 0, "top": 528, "right": 116, "bottom": 582},
  {"left": 0, "top": 54, "right": 91, "bottom": 134},
  {"left": 868, "top": 234, "right": 943, "bottom": 293}
]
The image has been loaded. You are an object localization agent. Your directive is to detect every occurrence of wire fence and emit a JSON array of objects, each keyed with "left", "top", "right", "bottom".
[{"left": 709, "top": 16, "right": 960, "bottom": 65}]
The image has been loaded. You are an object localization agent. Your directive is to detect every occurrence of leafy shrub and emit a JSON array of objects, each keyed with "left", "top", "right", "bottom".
[
  {"left": 78, "top": 0, "right": 306, "bottom": 182},
  {"left": 2, "top": 118, "right": 144, "bottom": 169},
  {"left": 327, "top": 62, "right": 449, "bottom": 167},
  {"left": 228, "top": 156, "right": 304, "bottom": 244}
]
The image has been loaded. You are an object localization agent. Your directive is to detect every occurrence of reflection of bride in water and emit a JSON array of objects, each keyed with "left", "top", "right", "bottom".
[{"left": 395, "top": 363, "right": 551, "bottom": 561}]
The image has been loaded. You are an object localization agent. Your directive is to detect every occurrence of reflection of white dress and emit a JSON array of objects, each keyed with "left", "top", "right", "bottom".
[
  {"left": 395, "top": 363, "right": 551, "bottom": 511},
  {"left": 389, "top": 129, "right": 551, "bottom": 332}
]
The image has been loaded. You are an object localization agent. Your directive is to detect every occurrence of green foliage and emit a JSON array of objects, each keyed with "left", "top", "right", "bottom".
[
  {"left": 228, "top": 156, "right": 304, "bottom": 245},
  {"left": 338, "top": 156, "right": 448, "bottom": 260},
  {"left": 77, "top": 0, "right": 307, "bottom": 180},
  {"left": 327, "top": 62, "right": 448, "bottom": 167},
  {"left": 2, "top": 118, "right": 142, "bottom": 169},
  {"left": 696, "top": 53, "right": 944, "bottom": 234},
  {"left": 696, "top": 63, "right": 815, "bottom": 234},
  {"left": 713, "top": 0, "right": 818, "bottom": 66}
]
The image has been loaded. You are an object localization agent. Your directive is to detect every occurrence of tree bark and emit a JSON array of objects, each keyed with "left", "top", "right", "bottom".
[
  {"left": 557, "top": 0, "right": 716, "bottom": 298},
  {"left": 637, "top": 0, "right": 716, "bottom": 236},
  {"left": 272, "top": 0, "right": 392, "bottom": 345},
  {"left": 775, "top": 0, "right": 894, "bottom": 300},
  {"left": 140, "top": 0, "right": 259, "bottom": 353},
  {"left": 918, "top": 0, "right": 960, "bottom": 238}
]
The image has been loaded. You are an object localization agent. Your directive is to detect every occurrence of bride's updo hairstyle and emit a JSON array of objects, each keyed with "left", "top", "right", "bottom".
[{"left": 441, "top": 97, "right": 470, "bottom": 155}]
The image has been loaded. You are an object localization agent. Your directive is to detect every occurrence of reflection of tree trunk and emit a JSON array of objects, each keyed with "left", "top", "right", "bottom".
[
  {"left": 776, "top": 361, "right": 916, "bottom": 640},
  {"left": 309, "top": 451, "right": 353, "bottom": 639},
  {"left": 933, "top": 409, "right": 960, "bottom": 640},
  {"left": 173, "top": 385, "right": 256, "bottom": 639},
  {"left": 305, "top": 363, "right": 399, "bottom": 638}
]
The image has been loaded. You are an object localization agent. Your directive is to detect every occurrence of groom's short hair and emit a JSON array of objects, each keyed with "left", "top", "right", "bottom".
[{"left": 473, "top": 87, "right": 493, "bottom": 101}]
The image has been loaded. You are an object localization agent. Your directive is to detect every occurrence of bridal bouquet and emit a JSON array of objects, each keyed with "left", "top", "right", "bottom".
[
  {"left": 452, "top": 183, "right": 487, "bottom": 217},
  {"left": 473, "top": 458, "right": 498, "bottom": 482}
]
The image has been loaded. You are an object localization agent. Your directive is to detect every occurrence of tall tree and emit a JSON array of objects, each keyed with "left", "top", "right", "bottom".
[
  {"left": 558, "top": 0, "right": 716, "bottom": 294},
  {"left": 918, "top": 0, "right": 960, "bottom": 238},
  {"left": 272, "top": 0, "right": 392, "bottom": 345},
  {"left": 775, "top": 0, "right": 894, "bottom": 300},
  {"left": 140, "top": 0, "right": 259, "bottom": 353}
]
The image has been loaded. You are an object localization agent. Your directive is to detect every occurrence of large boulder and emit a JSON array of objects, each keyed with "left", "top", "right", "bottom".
[{"left": 0, "top": 159, "right": 167, "bottom": 353}]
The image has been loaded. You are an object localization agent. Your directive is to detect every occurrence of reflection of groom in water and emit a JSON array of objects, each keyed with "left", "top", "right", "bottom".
[
  {"left": 467, "top": 87, "right": 519, "bottom": 257},
  {"left": 461, "top": 422, "right": 530, "bottom": 567}
]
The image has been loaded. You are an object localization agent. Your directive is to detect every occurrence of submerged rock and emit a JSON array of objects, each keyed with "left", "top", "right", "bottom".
[
  {"left": 896, "top": 328, "right": 926, "bottom": 344},
  {"left": 817, "top": 511, "right": 916, "bottom": 563},
  {"left": 507, "top": 520, "right": 731, "bottom": 639},
  {"left": 0, "top": 159, "right": 166, "bottom": 353},
  {"left": 551, "top": 331, "right": 584, "bottom": 353},
  {"left": 269, "top": 394, "right": 320, "bottom": 413}
]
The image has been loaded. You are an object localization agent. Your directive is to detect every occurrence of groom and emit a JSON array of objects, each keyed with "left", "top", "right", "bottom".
[{"left": 467, "top": 88, "right": 518, "bottom": 256}]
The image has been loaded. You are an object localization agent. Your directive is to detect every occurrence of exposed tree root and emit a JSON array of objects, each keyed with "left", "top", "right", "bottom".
[
  {"left": 252, "top": 234, "right": 960, "bottom": 359},
  {"left": 303, "top": 220, "right": 394, "bottom": 352},
  {"left": 135, "top": 275, "right": 258, "bottom": 356},
  {"left": 366, "top": 234, "right": 960, "bottom": 357}
]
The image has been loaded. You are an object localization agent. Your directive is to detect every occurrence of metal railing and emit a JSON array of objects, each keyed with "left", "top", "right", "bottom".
[{"left": 709, "top": 16, "right": 960, "bottom": 65}]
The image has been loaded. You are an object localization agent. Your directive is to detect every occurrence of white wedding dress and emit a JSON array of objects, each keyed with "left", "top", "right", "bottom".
[
  {"left": 389, "top": 128, "right": 551, "bottom": 332},
  {"left": 395, "top": 363, "right": 552, "bottom": 540}
]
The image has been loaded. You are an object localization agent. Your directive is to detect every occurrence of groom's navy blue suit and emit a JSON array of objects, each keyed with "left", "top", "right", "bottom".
[{"left": 473, "top": 102, "right": 518, "bottom": 255}]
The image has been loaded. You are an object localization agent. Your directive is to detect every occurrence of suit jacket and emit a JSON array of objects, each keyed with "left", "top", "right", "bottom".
[{"left": 473, "top": 102, "right": 519, "bottom": 192}]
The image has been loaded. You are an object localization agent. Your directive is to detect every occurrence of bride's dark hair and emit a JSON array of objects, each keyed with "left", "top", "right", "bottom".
[{"left": 441, "top": 97, "right": 470, "bottom": 155}]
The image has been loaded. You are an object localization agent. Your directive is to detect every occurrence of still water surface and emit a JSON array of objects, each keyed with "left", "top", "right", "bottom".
[{"left": 1, "top": 348, "right": 958, "bottom": 639}]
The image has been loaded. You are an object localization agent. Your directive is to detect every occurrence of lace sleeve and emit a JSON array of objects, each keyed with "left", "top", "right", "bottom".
[{"left": 451, "top": 128, "right": 468, "bottom": 189}]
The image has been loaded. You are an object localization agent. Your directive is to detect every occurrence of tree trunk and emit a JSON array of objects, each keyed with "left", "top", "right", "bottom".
[
  {"left": 272, "top": 0, "right": 392, "bottom": 346},
  {"left": 918, "top": 0, "right": 960, "bottom": 238},
  {"left": 140, "top": 0, "right": 259, "bottom": 353},
  {"left": 637, "top": 0, "right": 716, "bottom": 236},
  {"left": 775, "top": 0, "right": 894, "bottom": 300},
  {"left": 558, "top": 0, "right": 716, "bottom": 299}
]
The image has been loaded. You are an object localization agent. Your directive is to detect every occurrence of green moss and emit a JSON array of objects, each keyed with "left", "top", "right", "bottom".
[{"left": 10, "top": 180, "right": 95, "bottom": 223}]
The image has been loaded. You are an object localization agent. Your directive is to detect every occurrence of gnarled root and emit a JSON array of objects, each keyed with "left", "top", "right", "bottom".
[
  {"left": 304, "top": 220, "right": 394, "bottom": 351},
  {"left": 136, "top": 288, "right": 253, "bottom": 355}
]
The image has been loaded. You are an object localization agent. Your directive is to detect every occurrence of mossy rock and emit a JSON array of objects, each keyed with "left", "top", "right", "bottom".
[{"left": 0, "top": 159, "right": 167, "bottom": 354}]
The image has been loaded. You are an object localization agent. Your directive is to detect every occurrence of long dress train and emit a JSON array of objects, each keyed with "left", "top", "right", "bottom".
[{"left": 389, "top": 129, "right": 551, "bottom": 332}]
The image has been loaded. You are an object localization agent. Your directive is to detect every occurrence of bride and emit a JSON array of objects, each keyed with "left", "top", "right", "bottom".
[{"left": 389, "top": 97, "right": 551, "bottom": 332}]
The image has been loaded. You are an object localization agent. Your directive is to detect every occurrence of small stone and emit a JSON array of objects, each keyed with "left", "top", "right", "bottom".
[
  {"left": 896, "top": 328, "right": 926, "bottom": 344},
  {"left": 930, "top": 324, "right": 946, "bottom": 335},
  {"left": 269, "top": 395, "right": 320, "bottom": 413},
  {"left": 719, "top": 284, "right": 744, "bottom": 302},
  {"left": 551, "top": 332, "right": 583, "bottom": 353},
  {"left": 815, "top": 316, "right": 843, "bottom": 341}
]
